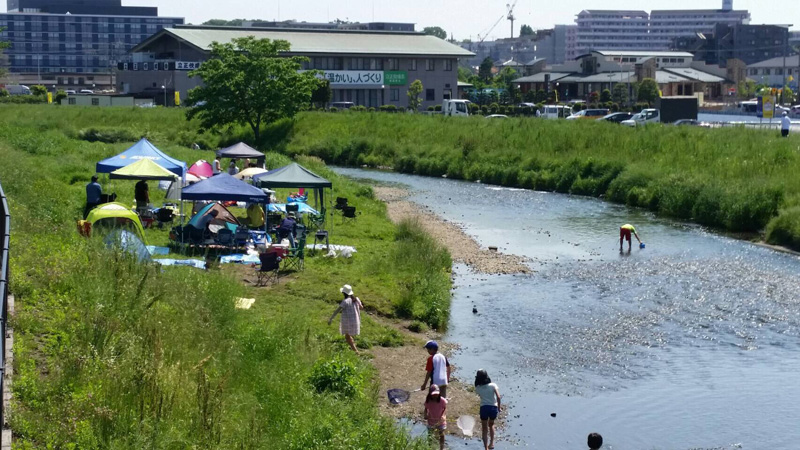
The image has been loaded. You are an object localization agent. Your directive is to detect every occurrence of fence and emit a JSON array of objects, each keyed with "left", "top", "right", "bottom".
[{"left": 0, "top": 180, "right": 9, "bottom": 431}]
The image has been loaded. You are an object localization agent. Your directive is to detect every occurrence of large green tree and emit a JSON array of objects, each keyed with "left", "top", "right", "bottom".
[
  {"left": 423, "top": 26, "right": 447, "bottom": 40},
  {"left": 612, "top": 83, "right": 629, "bottom": 105},
  {"left": 478, "top": 57, "right": 494, "bottom": 82},
  {"left": 520, "top": 25, "right": 535, "bottom": 36},
  {"left": 407, "top": 79, "right": 424, "bottom": 111},
  {"left": 636, "top": 78, "right": 660, "bottom": 105},
  {"left": 187, "top": 37, "right": 320, "bottom": 142},
  {"left": 203, "top": 19, "right": 246, "bottom": 26}
]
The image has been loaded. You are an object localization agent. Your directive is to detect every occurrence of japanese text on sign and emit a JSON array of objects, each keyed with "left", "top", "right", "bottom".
[
  {"left": 319, "top": 70, "right": 384, "bottom": 86},
  {"left": 175, "top": 61, "right": 202, "bottom": 70}
]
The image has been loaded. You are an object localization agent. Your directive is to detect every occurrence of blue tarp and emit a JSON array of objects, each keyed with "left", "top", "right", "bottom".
[
  {"left": 104, "top": 229, "right": 152, "bottom": 263},
  {"left": 268, "top": 203, "right": 319, "bottom": 214},
  {"left": 182, "top": 173, "right": 269, "bottom": 203},
  {"left": 96, "top": 138, "right": 187, "bottom": 177}
]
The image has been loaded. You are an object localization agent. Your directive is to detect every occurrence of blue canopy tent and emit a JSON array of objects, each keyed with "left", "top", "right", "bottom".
[
  {"left": 96, "top": 138, "right": 187, "bottom": 178},
  {"left": 181, "top": 173, "right": 268, "bottom": 203}
]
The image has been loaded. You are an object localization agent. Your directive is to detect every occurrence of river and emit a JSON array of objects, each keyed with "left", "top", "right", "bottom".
[{"left": 334, "top": 167, "right": 800, "bottom": 450}]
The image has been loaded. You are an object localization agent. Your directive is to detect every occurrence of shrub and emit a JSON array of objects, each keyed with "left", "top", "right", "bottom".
[
  {"left": 309, "top": 356, "right": 363, "bottom": 398},
  {"left": 407, "top": 321, "right": 429, "bottom": 333},
  {"left": 54, "top": 89, "right": 67, "bottom": 104},
  {"left": 427, "top": 106, "right": 435, "bottom": 111},
  {"left": 329, "top": 106, "right": 338, "bottom": 112},
  {"left": 766, "top": 207, "right": 800, "bottom": 248},
  {"left": 368, "top": 107, "right": 376, "bottom": 112},
  {"left": 434, "top": 105, "right": 442, "bottom": 112},
  {"left": 31, "top": 85, "right": 48, "bottom": 96},
  {"left": 78, "top": 127, "right": 139, "bottom": 143},
  {"left": 0, "top": 89, "right": 8, "bottom": 97}
]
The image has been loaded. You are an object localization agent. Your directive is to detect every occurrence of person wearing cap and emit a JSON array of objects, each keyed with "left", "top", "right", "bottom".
[
  {"left": 278, "top": 212, "right": 298, "bottom": 247},
  {"left": 421, "top": 340, "right": 451, "bottom": 399},
  {"left": 328, "top": 284, "right": 363, "bottom": 354},
  {"left": 423, "top": 384, "right": 447, "bottom": 450},
  {"left": 84, "top": 174, "right": 102, "bottom": 218},
  {"left": 782, "top": 111, "right": 791, "bottom": 138}
]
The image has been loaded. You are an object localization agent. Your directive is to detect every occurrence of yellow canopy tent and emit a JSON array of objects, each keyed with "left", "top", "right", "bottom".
[{"left": 109, "top": 158, "right": 180, "bottom": 181}]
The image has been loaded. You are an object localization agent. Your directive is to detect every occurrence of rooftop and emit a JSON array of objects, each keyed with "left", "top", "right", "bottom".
[
  {"left": 748, "top": 55, "right": 800, "bottom": 67},
  {"left": 133, "top": 26, "right": 474, "bottom": 57},
  {"left": 589, "top": 50, "right": 695, "bottom": 58}
]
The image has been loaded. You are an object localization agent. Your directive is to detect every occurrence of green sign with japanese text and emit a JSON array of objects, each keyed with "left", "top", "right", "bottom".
[{"left": 384, "top": 71, "right": 408, "bottom": 86}]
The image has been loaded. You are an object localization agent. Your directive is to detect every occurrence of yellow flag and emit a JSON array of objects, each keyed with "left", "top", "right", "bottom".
[
  {"left": 47, "top": 92, "right": 53, "bottom": 104},
  {"left": 658, "top": 89, "right": 663, "bottom": 97},
  {"left": 789, "top": 75, "right": 795, "bottom": 83},
  {"left": 174, "top": 91, "right": 181, "bottom": 106}
]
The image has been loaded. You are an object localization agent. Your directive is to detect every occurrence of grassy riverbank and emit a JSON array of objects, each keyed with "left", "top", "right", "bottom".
[
  {"left": 0, "top": 105, "right": 450, "bottom": 448},
  {"left": 286, "top": 112, "right": 800, "bottom": 248}
]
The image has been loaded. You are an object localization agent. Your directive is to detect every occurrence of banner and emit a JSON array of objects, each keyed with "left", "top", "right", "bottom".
[
  {"left": 762, "top": 95, "right": 775, "bottom": 119},
  {"left": 384, "top": 71, "right": 408, "bottom": 86},
  {"left": 174, "top": 91, "right": 181, "bottom": 106},
  {"left": 47, "top": 92, "right": 52, "bottom": 104},
  {"left": 318, "top": 70, "right": 383, "bottom": 86}
]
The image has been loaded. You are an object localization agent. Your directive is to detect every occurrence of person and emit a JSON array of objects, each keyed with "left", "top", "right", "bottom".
[
  {"left": 245, "top": 158, "right": 252, "bottom": 167},
  {"left": 327, "top": 284, "right": 363, "bottom": 354},
  {"left": 782, "top": 111, "right": 791, "bottom": 138},
  {"left": 587, "top": 432, "right": 603, "bottom": 449},
  {"left": 248, "top": 160, "right": 257, "bottom": 168},
  {"left": 535, "top": 108, "right": 542, "bottom": 118},
  {"left": 84, "top": 174, "right": 102, "bottom": 218},
  {"left": 246, "top": 203, "right": 265, "bottom": 228},
  {"left": 421, "top": 340, "right": 451, "bottom": 399},
  {"left": 228, "top": 160, "right": 239, "bottom": 176},
  {"left": 474, "top": 369, "right": 502, "bottom": 450},
  {"left": 134, "top": 179, "right": 149, "bottom": 209},
  {"left": 196, "top": 209, "right": 219, "bottom": 235},
  {"left": 213, "top": 157, "right": 222, "bottom": 175},
  {"left": 619, "top": 223, "right": 642, "bottom": 252},
  {"left": 423, "top": 384, "right": 447, "bottom": 450},
  {"left": 278, "top": 212, "right": 297, "bottom": 247}
]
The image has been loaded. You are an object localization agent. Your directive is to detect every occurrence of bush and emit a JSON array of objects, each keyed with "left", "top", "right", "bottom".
[
  {"left": 368, "top": 107, "right": 376, "bottom": 112},
  {"left": 31, "top": 85, "right": 48, "bottom": 96},
  {"left": 0, "top": 89, "right": 9, "bottom": 97},
  {"left": 329, "top": 106, "right": 338, "bottom": 112},
  {"left": 766, "top": 207, "right": 800, "bottom": 248},
  {"left": 407, "top": 321, "right": 429, "bottom": 333},
  {"left": 427, "top": 106, "right": 435, "bottom": 111},
  {"left": 434, "top": 105, "right": 442, "bottom": 112},
  {"left": 308, "top": 356, "right": 363, "bottom": 398},
  {"left": 54, "top": 89, "right": 67, "bottom": 104},
  {"left": 78, "top": 127, "right": 139, "bottom": 143}
]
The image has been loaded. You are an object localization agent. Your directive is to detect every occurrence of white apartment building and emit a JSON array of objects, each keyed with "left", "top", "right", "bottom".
[{"left": 569, "top": 1, "right": 751, "bottom": 59}]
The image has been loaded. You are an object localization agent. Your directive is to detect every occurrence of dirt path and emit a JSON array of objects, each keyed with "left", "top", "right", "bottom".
[{"left": 374, "top": 187, "right": 531, "bottom": 275}]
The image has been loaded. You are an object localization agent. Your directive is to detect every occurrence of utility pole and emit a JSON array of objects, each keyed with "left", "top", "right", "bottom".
[{"left": 783, "top": 32, "right": 788, "bottom": 104}]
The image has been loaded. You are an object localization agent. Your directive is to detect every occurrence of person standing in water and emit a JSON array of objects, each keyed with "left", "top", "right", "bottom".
[
  {"left": 619, "top": 224, "right": 642, "bottom": 252},
  {"left": 474, "top": 369, "right": 502, "bottom": 450}
]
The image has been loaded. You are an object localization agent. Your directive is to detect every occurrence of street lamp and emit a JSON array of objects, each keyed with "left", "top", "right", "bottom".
[{"left": 161, "top": 85, "right": 166, "bottom": 107}]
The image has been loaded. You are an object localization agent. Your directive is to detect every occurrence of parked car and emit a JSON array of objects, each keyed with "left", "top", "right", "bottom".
[
  {"left": 673, "top": 119, "right": 706, "bottom": 127},
  {"left": 79, "top": 89, "right": 94, "bottom": 94},
  {"left": 567, "top": 108, "right": 609, "bottom": 120},
  {"left": 485, "top": 114, "right": 508, "bottom": 119},
  {"left": 5, "top": 85, "right": 32, "bottom": 95},
  {"left": 775, "top": 105, "right": 791, "bottom": 115},
  {"left": 597, "top": 112, "right": 634, "bottom": 123},
  {"left": 541, "top": 105, "right": 573, "bottom": 119},
  {"left": 65, "top": 90, "right": 76, "bottom": 95},
  {"left": 791, "top": 105, "right": 800, "bottom": 115},
  {"left": 330, "top": 101, "right": 355, "bottom": 109}
]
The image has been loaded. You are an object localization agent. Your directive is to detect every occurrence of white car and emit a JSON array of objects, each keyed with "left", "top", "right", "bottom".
[
  {"left": 79, "top": 89, "right": 94, "bottom": 94},
  {"left": 485, "top": 114, "right": 508, "bottom": 119},
  {"left": 65, "top": 90, "right": 76, "bottom": 95},
  {"left": 621, "top": 109, "right": 660, "bottom": 127}
]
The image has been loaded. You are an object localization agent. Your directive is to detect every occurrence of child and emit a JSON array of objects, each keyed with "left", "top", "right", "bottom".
[
  {"left": 475, "top": 369, "right": 502, "bottom": 450},
  {"left": 423, "top": 384, "right": 447, "bottom": 450},
  {"left": 421, "top": 340, "right": 451, "bottom": 398}
]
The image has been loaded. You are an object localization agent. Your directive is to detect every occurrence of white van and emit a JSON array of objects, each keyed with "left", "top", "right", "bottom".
[
  {"left": 442, "top": 99, "right": 470, "bottom": 117},
  {"left": 541, "top": 105, "right": 572, "bottom": 119},
  {"left": 5, "top": 85, "right": 32, "bottom": 95}
]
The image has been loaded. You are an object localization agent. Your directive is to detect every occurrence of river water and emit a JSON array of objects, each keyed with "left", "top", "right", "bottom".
[{"left": 335, "top": 168, "right": 800, "bottom": 450}]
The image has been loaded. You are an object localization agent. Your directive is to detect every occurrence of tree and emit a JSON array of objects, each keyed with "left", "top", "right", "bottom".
[
  {"left": 187, "top": 37, "right": 321, "bottom": 142},
  {"left": 600, "top": 88, "right": 612, "bottom": 103},
  {"left": 457, "top": 66, "right": 473, "bottom": 82},
  {"left": 407, "top": 79, "right": 424, "bottom": 111},
  {"left": 0, "top": 27, "right": 9, "bottom": 79},
  {"left": 738, "top": 80, "right": 756, "bottom": 99},
  {"left": 311, "top": 80, "right": 332, "bottom": 107},
  {"left": 535, "top": 89, "right": 547, "bottom": 103},
  {"left": 31, "top": 85, "right": 47, "bottom": 96},
  {"left": 494, "top": 66, "right": 518, "bottom": 90},
  {"left": 422, "top": 26, "right": 447, "bottom": 40},
  {"left": 479, "top": 57, "right": 494, "bottom": 82},
  {"left": 54, "top": 89, "right": 67, "bottom": 103},
  {"left": 203, "top": 19, "right": 246, "bottom": 26},
  {"left": 589, "top": 91, "right": 600, "bottom": 104},
  {"left": 612, "top": 83, "right": 629, "bottom": 105},
  {"left": 782, "top": 86, "right": 796, "bottom": 105},
  {"left": 636, "top": 78, "right": 660, "bottom": 105},
  {"left": 520, "top": 25, "right": 535, "bottom": 37}
]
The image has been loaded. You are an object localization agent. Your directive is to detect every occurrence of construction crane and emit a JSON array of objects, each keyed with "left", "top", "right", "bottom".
[
  {"left": 477, "top": 14, "right": 505, "bottom": 44},
  {"left": 507, "top": 0, "right": 518, "bottom": 39}
]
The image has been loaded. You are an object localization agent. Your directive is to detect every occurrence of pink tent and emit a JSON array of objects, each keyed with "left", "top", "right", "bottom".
[{"left": 188, "top": 160, "right": 214, "bottom": 179}]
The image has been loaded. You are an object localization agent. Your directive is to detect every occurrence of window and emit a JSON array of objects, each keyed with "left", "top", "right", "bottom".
[
  {"left": 749, "top": 68, "right": 758, "bottom": 75},
  {"left": 764, "top": 69, "right": 771, "bottom": 75},
  {"left": 425, "top": 88, "right": 435, "bottom": 101},
  {"left": 390, "top": 88, "right": 399, "bottom": 101},
  {"left": 388, "top": 58, "right": 399, "bottom": 70},
  {"left": 426, "top": 59, "right": 435, "bottom": 71},
  {"left": 776, "top": 68, "right": 783, "bottom": 75},
  {"left": 91, "top": 98, "right": 100, "bottom": 106},
  {"left": 409, "top": 59, "right": 417, "bottom": 71},
  {"left": 68, "top": 98, "right": 76, "bottom": 105},
  {"left": 444, "top": 59, "right": 453, "bottom": 71}
]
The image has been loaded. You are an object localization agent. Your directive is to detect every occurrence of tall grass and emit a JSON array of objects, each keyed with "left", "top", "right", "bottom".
[
  {"left": 287, "top": 112, "right": 800, "bottom": 248},
  {"left": 0, "top": 106, "right": 439, "bottom": 448}
]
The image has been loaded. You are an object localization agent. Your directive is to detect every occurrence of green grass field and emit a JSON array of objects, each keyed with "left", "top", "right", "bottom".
[
  {"left": 286, "top": 111, "right": 800, "bottom": 248},
  {"left": 0, "top": 105, "right": 450, "bottom": 448}
]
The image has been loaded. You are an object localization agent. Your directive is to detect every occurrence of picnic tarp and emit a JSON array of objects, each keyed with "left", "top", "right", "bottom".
[
  {"left": 96, "top": 138, "right": 187, "bottom": 177},
  {"left": 109, "top": 158, "right": 179, "bottom": 181},
  {"left": 181, "top": 173, "right": 269, "bottom": 203},
  {"left": 216, "top": 142, "right": 265, "bottom": 160}
]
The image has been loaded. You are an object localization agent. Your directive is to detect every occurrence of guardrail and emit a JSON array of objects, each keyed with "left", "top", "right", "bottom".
[{"left": 0, "top": 180, "right": 9, "bottom": 432}]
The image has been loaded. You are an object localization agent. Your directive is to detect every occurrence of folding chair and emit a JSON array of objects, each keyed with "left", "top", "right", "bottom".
[
  {"left": 255, "top": 251, "right": 281, "bottom": 286},
  {"left": 283, "top": 235, "right": 306, "bottom": 272},
  {"left": 334, "top": 197, "right": 348, "bottom": 211},
  {"left": 307, "top": 206, "right": 326, "bottom": 231},
  {"left": 216, "top": 228, "right": 235, "bottom": 253},
  {"left": 156, "top": 207, "right": 175, "bottom": 229},
  {"left": 233, "top": 226, "right": 250, "bottom": 249},
  {"left": 342, "top": 206, "right": 357, "bottom": 224}
]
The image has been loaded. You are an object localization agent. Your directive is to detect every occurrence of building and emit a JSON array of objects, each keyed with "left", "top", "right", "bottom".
[
  {"left": 790, "top": 31, "right": 800, "bottom": 47},
  {"left": 0, "top": 0, "right": 183, "bottom": 91},
  {"left": 674, "top": 23, "right": 791, "bottom": 66},
  {"left": 746, "top": 55, "right": 800, "bottom": 89},
  {"left": 513, "top": 50, "right": 736, "bottom": 102},
  {"left": 117, "top": 26, "right": 474, "bottom": 108},
  {"left": 61, "top": 93, "right": 153, "bottom": 106},
  {"left": 460, "top": 26, "right": 573, "bottom": 68},
  {"left": 242, "top": 20, "right": 415, "bottom": 32},
  {"left": 568, "top": 1, "right": 751, "bottom": 59}
]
